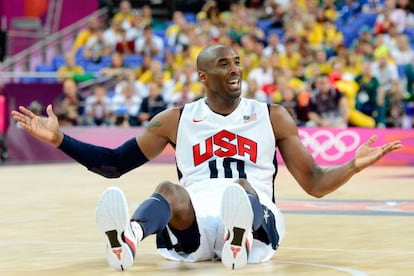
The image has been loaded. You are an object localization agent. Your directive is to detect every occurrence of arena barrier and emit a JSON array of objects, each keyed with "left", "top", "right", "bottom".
[
  {"left": 0, "top": 95, "right": 5, "bottom": 135},
  {"left": 6, "top": 126, "right": 414, "bottom": 166}
]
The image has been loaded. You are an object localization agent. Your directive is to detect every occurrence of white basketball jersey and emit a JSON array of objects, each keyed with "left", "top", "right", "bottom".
[{"left": 176, "top": 97, "right": 278, "bottom": 199}]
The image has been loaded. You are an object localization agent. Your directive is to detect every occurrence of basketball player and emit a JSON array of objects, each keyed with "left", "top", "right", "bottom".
[{"left": 11, "top": 44, "right": 402, "bottom": 271}]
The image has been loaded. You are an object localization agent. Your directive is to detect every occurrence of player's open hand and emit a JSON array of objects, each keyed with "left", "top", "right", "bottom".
[
  {"left": 353, "top": 135, "right": 403, "bottom": 172},
  {"left": 11, "top": 104, "right": 63, "bottom": 146}
]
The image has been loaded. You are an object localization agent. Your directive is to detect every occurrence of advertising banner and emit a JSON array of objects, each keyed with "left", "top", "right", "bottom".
[{"left": 6, "top": 126, "right": 414, "bottom": 166}]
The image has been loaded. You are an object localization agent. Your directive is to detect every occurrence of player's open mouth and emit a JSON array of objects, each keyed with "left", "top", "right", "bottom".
[{"left": 227, "top": 78, "right": 241, "bottom": 89}]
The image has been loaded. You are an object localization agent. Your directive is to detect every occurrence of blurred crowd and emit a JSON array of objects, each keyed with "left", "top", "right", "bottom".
[{"left": 43, "top": 0, "right": 414, "bottom": 128}]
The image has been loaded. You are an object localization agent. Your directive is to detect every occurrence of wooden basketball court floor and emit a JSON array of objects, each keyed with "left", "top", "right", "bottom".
[{"left": 1, "top": 162, "right": 413, "bottom": 275}]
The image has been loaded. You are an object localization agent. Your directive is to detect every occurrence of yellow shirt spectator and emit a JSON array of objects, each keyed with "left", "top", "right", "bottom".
[
  {"left": 113, "top": 0, "right": 134, "bottom": 28},
  {"left": 72, "top": 17, "right": 101, "bottom": 53},
  {"left": 57, "top": 66, "right": 85, "bottom": 82},
  {"left": 279, "top": 52, "right": 301, "bottom": 71},
  {"left": 57, "top": 53, "right": 85, "bottom": 81}
]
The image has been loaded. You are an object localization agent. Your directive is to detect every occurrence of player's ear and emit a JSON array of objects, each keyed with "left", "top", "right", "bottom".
[{"left": 198, "top": 71, "right": 207, "bottom": 82}]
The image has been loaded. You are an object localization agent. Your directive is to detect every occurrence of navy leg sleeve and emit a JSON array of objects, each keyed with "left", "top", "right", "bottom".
[
  {"left": 131, "top": 193, "right": 171, "bottom": 238},
  {"left": 168, "top": 219, "right": 201, "bottom": 253},
  {"left": 248, "top": 193, "right": 264, "bottom": 231}
]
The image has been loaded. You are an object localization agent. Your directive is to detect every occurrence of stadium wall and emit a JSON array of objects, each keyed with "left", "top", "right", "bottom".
[
  {"left": 6, "top": 125, "right": 414, "bottom": 166},
  {"left": 0, "top": 0, "right": 98, "bottom": 30}
]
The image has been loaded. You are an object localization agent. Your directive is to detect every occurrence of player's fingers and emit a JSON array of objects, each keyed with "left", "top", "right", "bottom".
[
  {"left": 365, "top": 135, "right": 378, "bottom": 147},
  {"left": 10, "top": 110, "right": 21, "bottom": 120},
  {"left": 45, "top": 104, "right": 57, "bottom": 119},
  {"left": 11, "top": 110, "right": 28, "bottom": 123},
  {"left": 382, "top": 141, "right": 403, "bottom": 153},
  {"left": 18, "top": 105, "right": 37, "bottom": 119},
  {"left": 388, "top": 140, "right": 403, "bottom": 151}
]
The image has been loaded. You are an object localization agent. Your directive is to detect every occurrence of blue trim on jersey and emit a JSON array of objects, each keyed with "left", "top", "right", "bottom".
[
  {"left": 267, "top": 103, "right": 278, "bottom": 203},
  {"left": 272, "top": 152, "right": 278, "bottom": 203},
  {"left": 175, "top": 106, "right": 185, "bottom": 181}
]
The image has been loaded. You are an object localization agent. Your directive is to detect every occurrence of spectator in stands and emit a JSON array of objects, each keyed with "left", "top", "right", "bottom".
[
  {"left": 112, "top": 0, "right": 134, "bottom": 30},
  {"left": 375, "top": 9, "right": 396, "bottom": 35},
  {"left": 54, "top": 79, "right": 85, "bottom": 126},
  {"left": 323, "top": 20, "right": 344, "bottom": 53},
  {"left": 263, "top": 32, "right": 285, "bottom": 57},
  {"left": 195, "top": 11, "right": 220, "bottom": 43},
  {"left": 57, "top": 52, "right": 85, "bottom": 82},
  {"left": 348, "top": 48, "right": 365, "bottom": 76},
  {"left": 85, "top": 84, "right": 112, "bottom": 126},
  {"left": 173, "top": 44, "right": 192, "bottom": 70},
  {"left": 359, "top": 25, "right": 375, "bottom": 46},
  {"left": 83, "top": 26, "right": 112, "bottom": 63},
  {"left": 125, "top": 10, "right": 145, "bottom": 41},
  {"left": 267, "top": 3, "right": 287, "bottom": 29},
  {"left": 100, "top": 52, "right": 134, "bottom": 81},
  {"left": 404, "top": 56, "right": 414, "bottom": 98},
  {"left": 28, "top": 100, "right": 44, "bottom": 116},
  {"left": 104, "top": 18, "right": 125, "bottom": 51},
  {"left": 245, "top": 0, "right": 265, "bottom": 10},
  {"left": 166, "top": 11, "right": 191, "bottom": 51},
  {"left": 362, "top": 0, "right": 385, "bottom": 13},
  {"left": 383, "top": 23, "right": 401, "bottom": 51},
  {"left": 382, "top": 0, "right": 412, "bottom": 33},
  {"left": 188, "top": 31, "right": 209, "bottom": 63},
  {"left": 110, "top": 81, "right": 142, "bottom": 127},
  {"left": 299, "top": 16, "right": 323, "bottom": 49},
  {"left": 215, "top": 21, "right": 232, "bottom": 46},
  {"left": 134, "top": 24, "right": 164, "bottom": 57},
  {"left": 307, "top": 74, "right": 349, "bottom": 128},
  {"left": 152, "top": 67, "right": 175, "bottom": 103},
  {"left": 169, "top": 81, "right": 195, "bottom": 108},
  {"left": 279, "top": 37, "right": 302, "bottom": 73},
  {"left": 240, "top": 34, "right": 261, "bottom": 59},
  {"left": 371, "top": 46, "right": 401, "bottom": 127},
  {"left": 279, "top": 85, "right": 301, "bottom": 124},
  {"left": 201, "top": 0, "right": 221, "bottom": 25},
  {"left": 397, "top": 0, "right": 414, "bottom": 29},
  {"left": 239, "top": 52, "right": 256, "bottom": 81},
  {"left": 173, "top": 60, "right": 203, "bottom": 97},
  {"left": 136, "top": 59, "right": 170, "bottom": 87},
  {"left": 134, "top": 53, "right": 153, "bottom": 81},
  {"left": 228, "top": 13, "right": 249, "bottom": 45},
  {"left": 162, "top": 50, "right": 175, "bottom": 77},
  {"left": 248, "top": 55, "right": 274, "bottom": 89},
  {"left": 245, "top": 16, "right": 266, "bottom": 43},
  {"left": 71, "top": 17, "right": 102, "bottom": 55},
  {"left": 137, "top": 82, "right": 167, "bottom": 126},
  {"left": 305, "top": 48, "right": 330, "bottom": 80},
  {"left": 115, "top": 28, "right": 135, "bottom": 55},
  {"left": 355, "top": 36, "right": 375, "bottom": 62},
  {"left": 354, "top": 61, "right": 384, "bottom": 127},
  {"left": 243, "top": 78, "right": 268, "bottom": 102},
  {"left": 328, "top": 58, "right": 346, "bottom": 82},
  {"left": 297, "top": 36, "right": 313, "bottom": 67},
  {"left": 390, "top": 33, "right": 414, "bottom": 66},
  {"left": 140, "top": 4, "right": 165, "bottom": 30}
]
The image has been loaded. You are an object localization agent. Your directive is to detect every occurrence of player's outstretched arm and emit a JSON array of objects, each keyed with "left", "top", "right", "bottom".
[
  {"left": 11, "top": 104, "right": 63, "bottom": 146},
  {"left": 11, "top": 104, "right": 155, "bottom": 178},
  {"left": 270, "top": 104, "right": 403, "bottom": 198}
]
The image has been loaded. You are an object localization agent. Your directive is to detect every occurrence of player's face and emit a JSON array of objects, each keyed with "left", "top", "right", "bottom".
[{"left": 204, "top": 48, "right": 242, "bottom": 99}]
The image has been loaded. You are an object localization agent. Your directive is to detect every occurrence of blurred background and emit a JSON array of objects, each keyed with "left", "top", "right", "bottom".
[{"left": 0, "top": 0, "right": 413, "bottom": 164}]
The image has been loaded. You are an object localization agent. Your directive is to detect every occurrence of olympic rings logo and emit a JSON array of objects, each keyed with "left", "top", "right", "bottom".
[{"left": 299, "top": 129, "right": 361, "bottom": 161}]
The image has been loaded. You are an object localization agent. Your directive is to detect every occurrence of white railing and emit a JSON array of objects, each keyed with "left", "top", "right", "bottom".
[{"left": 0, "top": 7, "right": 108, "bottom": 75}]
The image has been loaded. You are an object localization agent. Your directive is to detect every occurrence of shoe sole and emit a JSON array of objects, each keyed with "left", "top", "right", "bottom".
[
  {"left": 96, "top": 186, "right": 134, "bottom": 271},
  {"left": 221, "top": 184, "right": 253, "bottom": 269}
]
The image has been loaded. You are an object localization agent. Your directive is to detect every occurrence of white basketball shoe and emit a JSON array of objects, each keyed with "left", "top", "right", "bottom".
[
  {"left": 221, "top": 184, "right": 254, "bottom": 269},
  {"left": 96, "top": 187, "right": 143, "bottom": 271}
]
